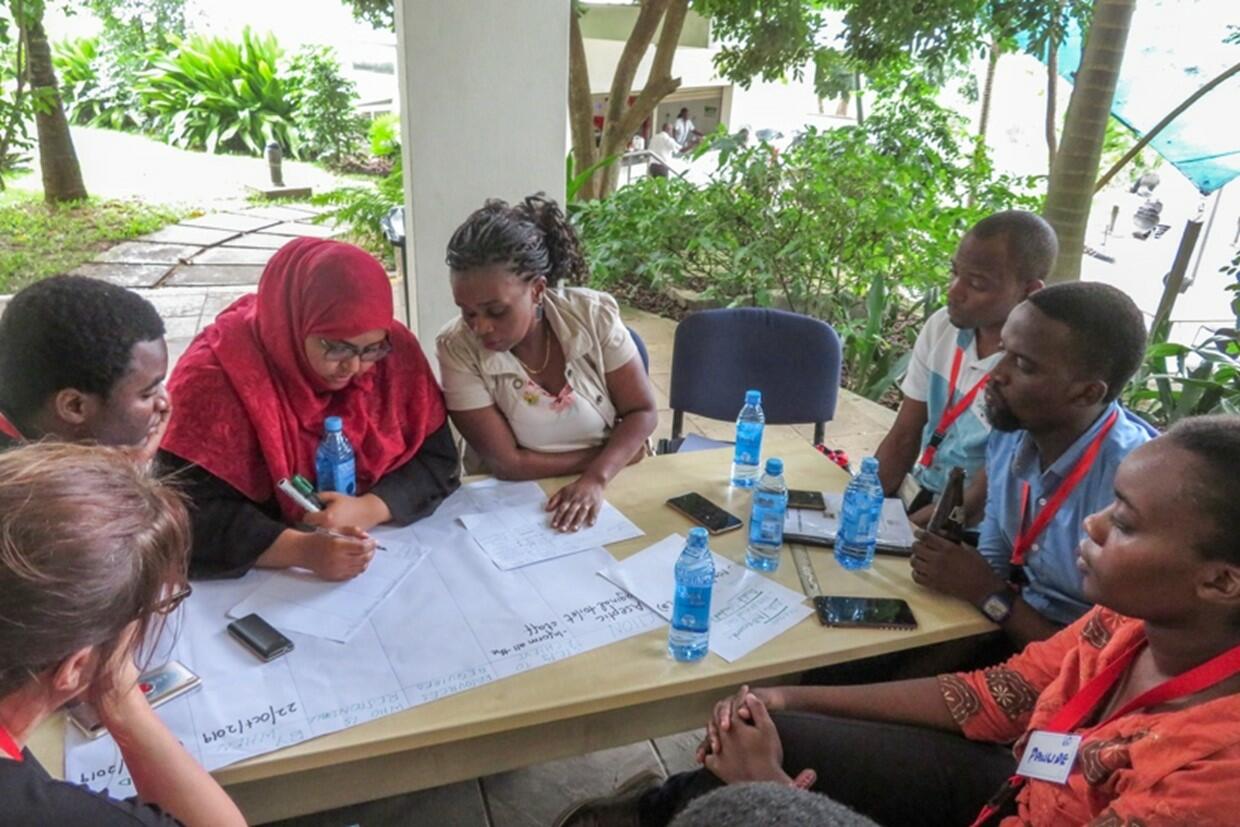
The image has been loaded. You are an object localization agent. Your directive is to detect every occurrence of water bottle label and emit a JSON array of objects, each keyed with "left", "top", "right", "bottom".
[
  {"left": 672, "top": 585, "right": 712, "bottom": 630},
  {"left": 734, "top": 422, "right": 763, "bottom": 464}
]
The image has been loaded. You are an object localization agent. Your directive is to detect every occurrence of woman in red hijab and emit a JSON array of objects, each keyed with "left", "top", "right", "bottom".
[{"left": 160, "top": 238, "right": 459, "bottom": 580}]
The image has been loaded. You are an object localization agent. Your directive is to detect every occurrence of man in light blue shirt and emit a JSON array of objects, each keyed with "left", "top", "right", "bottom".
[{"left": 910, "top": 282, "right": 1155, "bottom": 650}]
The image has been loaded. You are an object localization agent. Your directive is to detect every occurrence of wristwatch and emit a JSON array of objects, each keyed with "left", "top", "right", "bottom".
[{"left": 979, "top": 590, "right": 1015, "bottom": 624}]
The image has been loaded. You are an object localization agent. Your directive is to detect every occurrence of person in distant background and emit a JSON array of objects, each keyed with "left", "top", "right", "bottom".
[
  {"left": 673, "top": 107, "right": 696, "bottom": 148},
  {"left": 648, "top": 124, "right": 679, "bottom": 178},
  {"left": 0, "top": 275, "right": 170, "bottom": 463}
]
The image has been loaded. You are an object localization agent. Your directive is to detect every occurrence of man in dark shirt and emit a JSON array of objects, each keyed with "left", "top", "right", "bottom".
[{"left": 0, "top": 276, "right": 169, "bottom": 460}]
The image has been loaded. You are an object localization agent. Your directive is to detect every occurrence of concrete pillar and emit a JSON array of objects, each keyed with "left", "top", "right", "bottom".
[{"left": 395, "top": 0, "right": 570, "bottom": 342}]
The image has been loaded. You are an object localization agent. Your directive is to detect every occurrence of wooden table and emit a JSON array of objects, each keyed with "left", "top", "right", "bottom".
[{"left": 31, "top": 433, "right": 991, "bottom": 823}]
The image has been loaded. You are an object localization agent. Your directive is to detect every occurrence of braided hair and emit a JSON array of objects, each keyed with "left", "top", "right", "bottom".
[{"left": 445, "top": 193, "right": 587, "bottom": 287}]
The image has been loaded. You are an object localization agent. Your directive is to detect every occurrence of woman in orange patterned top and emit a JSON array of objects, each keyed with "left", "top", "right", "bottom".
[{"left": 557, "top": 415, "right": 1240, "bottom": 827}]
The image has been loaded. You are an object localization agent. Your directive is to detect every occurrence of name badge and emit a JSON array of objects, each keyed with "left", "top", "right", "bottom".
[{"left": 1016, "top": 730, "right": 1082, "bottom": 784}]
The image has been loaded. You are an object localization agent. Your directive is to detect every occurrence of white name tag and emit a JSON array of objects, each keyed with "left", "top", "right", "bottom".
[{"left": 1016, "top": 730, "right": 1082, "bottom": 784}]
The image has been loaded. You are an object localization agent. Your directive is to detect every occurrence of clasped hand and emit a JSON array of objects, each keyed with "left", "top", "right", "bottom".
[{"left": 693, "top": 684, "right": 816, "bottom": 789}]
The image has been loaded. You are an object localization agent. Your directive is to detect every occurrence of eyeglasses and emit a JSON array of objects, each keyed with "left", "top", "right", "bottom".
[
  {"left": 319, "top": 337, "right": 392, "bottom": 363},
  {"left": 152, "top": 583, "right": 192, "bottom": 616}
]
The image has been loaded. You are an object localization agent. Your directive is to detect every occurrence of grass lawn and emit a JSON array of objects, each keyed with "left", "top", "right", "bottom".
[{"left": 0, "top": 190, "right": 184, "bottom": 294}]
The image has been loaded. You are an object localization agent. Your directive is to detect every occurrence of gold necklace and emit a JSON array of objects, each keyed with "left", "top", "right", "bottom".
[{"left": 514, "top": 322, "right": 553, "bottom": 374}]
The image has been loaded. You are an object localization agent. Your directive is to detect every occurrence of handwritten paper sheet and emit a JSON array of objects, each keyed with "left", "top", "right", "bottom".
[
  {"left": 599, "top": 534, "right": 813, "bottom": 663},
  {"left": 459, "top": 500, "right": 644, "bottom": 570},
  {"left": 226, "top": 538, "right": 430, "bottom": 643},
  {"left": 65, "top": 480, "right": 663, "bottom": 797},
  {"left": 784, "top": 495, "right": 915, "bottom": 553}
]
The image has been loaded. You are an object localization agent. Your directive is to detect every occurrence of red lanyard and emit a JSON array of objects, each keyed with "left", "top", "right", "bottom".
[
  {"left": 971, "top": 632, "right": 1240, "bottom": 827},
  {"left": 0, "top": 410, "right": 21, "bottom": 441},
  {"left": 0, "top": 724, "right": 22, "bottom": 762},
  {"left": 1009, "top": 409, "right": 1119, "bottom": 567},
  {"left": 918, "top": 345, "right": 990, "bottom": 468}
]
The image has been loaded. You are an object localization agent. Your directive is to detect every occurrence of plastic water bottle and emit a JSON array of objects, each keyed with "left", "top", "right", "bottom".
[
  {"left": 730, "top": 389, "right": 765, "bottom": 488},
  {"left": 836, "top": 457, "right": 884, "bottom": 570},
  {"left": 668, "top": 528, "right": 714, "bottom": 662},
  {"left": 315, "top": 416, "right": 357, "bottom": 495},
  {"left": 746, "top": 458, "right": 788, "bottom": 572}
]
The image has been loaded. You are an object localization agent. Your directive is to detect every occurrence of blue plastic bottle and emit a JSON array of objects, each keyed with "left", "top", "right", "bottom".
[
  {"left": 315, "top": 416, "right": 357, "bottom": 496},
  {"left": 668, "top": 528, "right": 714, "bottom": 662},
  {"left": 836, "top": 456, "right": 884, "bottom": 570},
  {"left": 730, "top": 389, "right": 765, "bottom": 488},
  {"left": 746, "top": 458, "right": 788, "bottom": 572}
]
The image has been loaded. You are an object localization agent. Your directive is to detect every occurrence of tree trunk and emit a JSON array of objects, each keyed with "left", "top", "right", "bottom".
[
  {"left": 1044, "top": 0, "right": 1136, "bottom": 283},
  {"left": 977, "top": 38, "right": 1001, "bottom": 143},
  {"left": 568, "top": 11, "right": 599, "bottom": 201},
  {"left": 23, "top": 14, "right": 87, "bottom": 202},
  {"left": 1045, "top": 32, "right": 1058, "bottom": 172}
]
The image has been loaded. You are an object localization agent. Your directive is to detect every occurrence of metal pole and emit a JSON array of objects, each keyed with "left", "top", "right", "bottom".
[
  {"left": 1149, "top": 218, "right": 1204, "bottom": 341},
  {"left": 1187, "top": 189, "right": 1223, "bottom": 287}
]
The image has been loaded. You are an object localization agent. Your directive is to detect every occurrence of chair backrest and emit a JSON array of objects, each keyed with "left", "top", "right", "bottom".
[
  {"left": 627, "top": 325, "right": 650, "bottom": 374},
  {"left": 669, "top": 307, "right": 841, "bottom": 440}
]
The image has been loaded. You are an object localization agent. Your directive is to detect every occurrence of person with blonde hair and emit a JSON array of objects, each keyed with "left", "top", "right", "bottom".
[{"left": 0, "top": 443, "right": 245, "bottom": 826}]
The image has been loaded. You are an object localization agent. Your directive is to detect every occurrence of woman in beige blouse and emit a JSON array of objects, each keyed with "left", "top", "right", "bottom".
[{"left": 436, "top": 195, "right": 657, "bottom": 532}]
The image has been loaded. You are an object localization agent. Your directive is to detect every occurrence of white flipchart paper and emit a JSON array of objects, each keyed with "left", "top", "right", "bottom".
[
  {"left": 459, "top": 500, "right": 644, "bottom": 570},
  {"left": 65, "top": 480, "right": 663, "bottom": 797},
  {"left": 599, "top": 534, "right": 813, "bottom": 662}
]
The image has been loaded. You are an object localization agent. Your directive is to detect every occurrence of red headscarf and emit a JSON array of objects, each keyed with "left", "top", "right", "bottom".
[{"left": 164, "top": 238, "right": 446, "bottom": 521}]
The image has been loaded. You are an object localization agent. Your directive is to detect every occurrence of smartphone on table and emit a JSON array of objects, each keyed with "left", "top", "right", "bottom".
[
  {"left": 227, "top": 613, "right": 295, "bottom": 662},
  {"left": 68, "top": 659, "right": 202, "bottom": 739},
  {"left": 813, "top": 596, "right": 918, "bottom": 630},
  {"left": 787, "top": 489, "right": 826, "bottom": 511},
  {"left": 665, "top": 492, "right": 744, "bottom": 535}
]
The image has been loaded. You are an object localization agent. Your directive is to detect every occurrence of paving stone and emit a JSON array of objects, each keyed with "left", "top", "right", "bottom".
[
  {"left": 653, "top": 729, "right": 707, "bottom": 776},
  {"left": 258, "top": 779, "right": 487, "bottom": 827},
  {"left": 202, "top": 287, "right": 255, "bottom": 317},
  {"left": 192, "top": 246, "right": 279, "bottom": 266},
  {"left": 236, "top": 204, "right": 320, "bottom": 221},
  {"left": 162, "top": 315, "right": 202, "bottom": 339},
  {"left": 180, "top": 212, "right": 282, "bottom": 232},
  {"left": 483, "top": 740, "right": 664, "bottom": 827},
  {"left": 221, "top": 232, "right": 299, "bottom": 250},
  {"left": 263, "top": 220, "right": 340, "bottom": 238},
  {"left": 67, "top": 262, "right": 172, "bottom": 288},
  {"left": 138, "top": 225, "right": 241, "bottom": 246},
  {"left": 142, "top": 288, "right": 207, "bottom": 319},
  {"left": 95, "top": 241, "right": 202, "bottom": 266},
  {"left": 164, "top": 263, "right": 264, "bottom": 288}
]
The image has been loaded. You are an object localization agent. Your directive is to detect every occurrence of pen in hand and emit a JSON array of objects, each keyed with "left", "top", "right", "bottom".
[{"left": 277, "top": 478, "right": 388, "bottom": 551}]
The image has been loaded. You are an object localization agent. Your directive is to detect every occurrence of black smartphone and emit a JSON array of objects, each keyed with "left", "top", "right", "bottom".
[
  {"left": 666, "top": 492, "right": 744, "bottom": 535},
  {"left": 813, "top": 596, "right": 918, "bottom": 630},
  {"left": 787, "top": 489, "right": 826, "bottom": 511},
  {"left": 227, "top": 613, "right": 295, "bottom": 662}
]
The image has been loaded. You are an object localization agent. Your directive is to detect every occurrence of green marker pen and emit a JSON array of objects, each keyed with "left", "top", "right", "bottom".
[{"left": 291, "top": 475, "right": 325, "bottom": 509}]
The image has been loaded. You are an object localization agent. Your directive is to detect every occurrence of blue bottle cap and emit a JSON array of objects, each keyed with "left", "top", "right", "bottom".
[
  {"left": 860, "top": 456, "right": 879, "bottom": 473},
  {"left": 687, "top": 527, "right": 709, "bottom": 546},
  {"left": 324, "top": 416, "right": 343, "bottom": 433},
  {"left": 765, "top": 458, "right": 783, "bottom": 475},
  {"left": 745, "top": 389, "right": 761, "bottom": 405}
]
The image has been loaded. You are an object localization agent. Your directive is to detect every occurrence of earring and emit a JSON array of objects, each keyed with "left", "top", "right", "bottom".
[{"left": 535, "top": 303, "right": 545, "bottom": 321}]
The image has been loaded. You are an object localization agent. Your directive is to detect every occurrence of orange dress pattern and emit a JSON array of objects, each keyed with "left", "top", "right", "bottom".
[{"left": 938, "top": 608, "right": 1240, "bottom": 826}]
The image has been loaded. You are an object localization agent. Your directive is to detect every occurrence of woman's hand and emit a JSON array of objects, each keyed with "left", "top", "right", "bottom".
[
  {"left": 701, "top": 693, "right": 812, "bottom": 788},
  {"left": 90, "top": 623, "right": 147, "bottom": 729},
  {"left": 697, "top": 684, "right": 787, "bottom": 762},
  {"left": 546, "top": 473, "right": 605, "bottom": 532},
  {"left": 302, "top": 492, "right": 390, "bottom": 532},
  {"left": 301, "top": 527, "right": 377, "bottom": 581}
]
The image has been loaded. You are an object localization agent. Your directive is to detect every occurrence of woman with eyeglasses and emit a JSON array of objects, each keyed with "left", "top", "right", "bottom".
[
  {"left": 160, "top": 238, "right": 459, "bottom": 580},
  {"left": 0, "top": 443, "right": 244, "bottom": 826}
]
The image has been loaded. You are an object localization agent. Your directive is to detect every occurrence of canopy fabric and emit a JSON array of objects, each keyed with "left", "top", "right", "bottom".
[{"left": 1052, "top": 0, "right": 1240, "bottom": 195}]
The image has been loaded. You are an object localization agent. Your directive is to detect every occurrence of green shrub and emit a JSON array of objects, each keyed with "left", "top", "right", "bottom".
[
  {"left": 53, "top": 36, "right": 147, "bottom": 131},
  {"left": 135, "top": 27, "right": 302, "bottom": 158},
  {"left": 575, "top": 80, "right": 1039, "bottom": 400},
  {"left": 285, "top": 45, "right": 365, "bottom": 166},
  {"left": 312, "top": 157, "right": 404, "bottom": 264},
  {"left": 368, "top": 112, "right": 400, "bottom": 159}
]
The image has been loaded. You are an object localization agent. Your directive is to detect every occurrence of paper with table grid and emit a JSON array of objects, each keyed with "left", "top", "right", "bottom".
[{"left": 64, "top": 480, "right": 663, "bottom": 797}]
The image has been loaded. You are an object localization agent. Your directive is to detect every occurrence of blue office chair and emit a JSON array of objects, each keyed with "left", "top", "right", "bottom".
[
  {"left": 665, "top": 307, "right": 841, "bottom": 451},
  {"left": 627, "top": 326, "right": 650, "bottom": 374}
]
